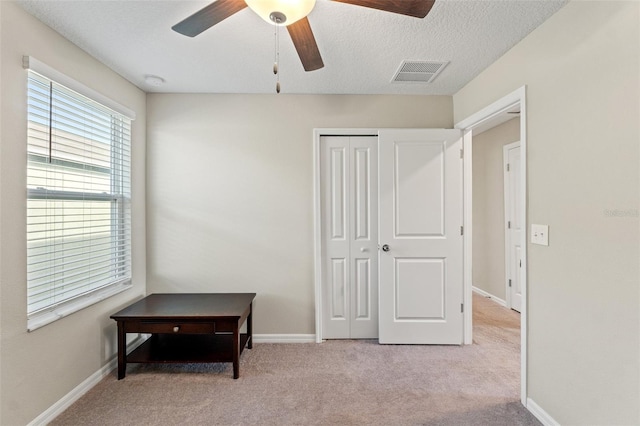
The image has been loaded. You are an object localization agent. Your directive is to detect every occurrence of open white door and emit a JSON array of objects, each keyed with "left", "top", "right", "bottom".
[
  {"left": 504, "top": 142, "right": 522, "bottom": 312},
  {"left": 378, "top": 129, "right": 464, "bottom": 344}
]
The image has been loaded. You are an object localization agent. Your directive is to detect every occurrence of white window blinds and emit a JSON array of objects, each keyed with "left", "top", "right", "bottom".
[{"left": 26, "top": 70, "right": 132, "bottom": 329}]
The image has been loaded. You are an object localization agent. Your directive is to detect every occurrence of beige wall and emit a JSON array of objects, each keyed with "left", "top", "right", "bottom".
[
  {"left": 472, "top": 118, "right": 520, "bottom": 301},
  {"left": 0, "top": 3, "right": 147, "bottom": 424},
  {"left": 146, "top": 94, "right": 452, "bottom": 334},
  {"left": 4, "top": 0, "right": 637, "bottom": 424},
  {"left": 455, "top": 1, "right": 639, "bottom": 424}
]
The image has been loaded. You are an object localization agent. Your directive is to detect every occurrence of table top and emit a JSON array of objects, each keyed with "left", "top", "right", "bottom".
[{"left": 110, "top": 293, "right": 256, "bottom": 321}]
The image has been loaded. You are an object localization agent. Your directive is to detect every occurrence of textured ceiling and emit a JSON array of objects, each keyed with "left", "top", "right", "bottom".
[{"left": 17, "top": 0, "right": 567, "bottom": 94}]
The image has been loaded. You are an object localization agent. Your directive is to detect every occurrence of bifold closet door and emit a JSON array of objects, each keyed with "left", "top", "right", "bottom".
[{"left": 320, "top": 136, "right": 378, "bottom": 339}]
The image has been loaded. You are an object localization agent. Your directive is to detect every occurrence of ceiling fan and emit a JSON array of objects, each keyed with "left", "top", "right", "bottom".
[{"left": 172, "top": 0, "right": 436, "bottom": 72}]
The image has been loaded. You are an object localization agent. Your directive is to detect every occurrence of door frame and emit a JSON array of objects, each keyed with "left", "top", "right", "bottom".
[
  {"left": 454, "top": 86, "right": 528, "bottom": 405},
  {"left": 503, "top": 140, "right": 521, "bottom": 311},
  {"left": 313, "top": 129, "right": 379, "bottom": 343}
]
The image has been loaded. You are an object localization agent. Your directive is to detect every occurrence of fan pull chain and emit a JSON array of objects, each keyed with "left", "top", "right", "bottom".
[{"left": 273, "top": 20, "right": 281, "bottom": 93}]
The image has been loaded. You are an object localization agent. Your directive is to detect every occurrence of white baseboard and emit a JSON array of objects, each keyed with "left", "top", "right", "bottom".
[
  {"left": 253, "top": 334, "right": 316, "bottom": 343},
  {"left": 472, "top": 286, "right": 507, "bottom": 307},
  {"left": 28, "top": 336, "right": 147, "bottom": 426},
  {"left": 527, "top": 398, "right": 560, "bottom": 426}
]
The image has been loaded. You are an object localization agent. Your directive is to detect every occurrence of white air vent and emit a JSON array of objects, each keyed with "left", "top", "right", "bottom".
[{"left": 392, "top": 60, "right": 449, "bottom": 84}]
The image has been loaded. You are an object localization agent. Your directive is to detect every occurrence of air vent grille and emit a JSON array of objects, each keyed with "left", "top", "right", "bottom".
[{"left": 392, "top": 60, "right": 449, "bottom": 84}]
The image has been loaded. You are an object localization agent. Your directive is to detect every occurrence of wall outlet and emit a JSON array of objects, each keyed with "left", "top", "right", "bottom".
[{"left": 531, "top": 224, "right": 549, "bottom": 246}]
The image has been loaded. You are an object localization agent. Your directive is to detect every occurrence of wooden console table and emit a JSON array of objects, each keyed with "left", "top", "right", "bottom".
[{"left": 111, "top": 293, "right": 255, "bottom": 379}]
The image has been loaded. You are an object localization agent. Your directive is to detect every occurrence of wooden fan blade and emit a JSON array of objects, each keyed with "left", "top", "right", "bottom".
[
  {"left": 172, "top": 0, "right": 247, "bottom": 37},
  {"left": 287, "top": 17, "right": 324, "bottom": 72},
  {"left": 332, "top": 0, "right": 435, "bottom": 18}
]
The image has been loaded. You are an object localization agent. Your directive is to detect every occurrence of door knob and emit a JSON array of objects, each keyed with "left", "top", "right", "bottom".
[
  {"left": 382, "top": 244, "right": 390, "bottom": 252},
  {"left": 360, "top": 247, "right": 367, "bottom": 252}
]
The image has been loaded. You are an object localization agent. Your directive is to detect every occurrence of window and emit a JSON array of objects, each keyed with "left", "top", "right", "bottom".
[{"left": 26, "top": 68, "right": 132, "bottom": 330}]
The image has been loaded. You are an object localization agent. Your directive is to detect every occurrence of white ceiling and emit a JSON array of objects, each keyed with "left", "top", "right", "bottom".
[{"left": 17, "top": 0, "right": 567, "bottom": 95}]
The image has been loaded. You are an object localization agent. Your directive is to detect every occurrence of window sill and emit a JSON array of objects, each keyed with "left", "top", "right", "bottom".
[{"left": 27, "top": 281, "right": 132, "bottom": 332}]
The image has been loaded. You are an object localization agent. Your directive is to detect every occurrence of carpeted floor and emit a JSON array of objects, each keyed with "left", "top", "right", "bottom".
[{"left": 51, "top": 294, "right": 539, "bottom": 426}]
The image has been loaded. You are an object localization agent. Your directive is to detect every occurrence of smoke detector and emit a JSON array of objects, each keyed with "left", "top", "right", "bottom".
[{"left": 144, "top": 75, "right": 165, "bottom": 87}]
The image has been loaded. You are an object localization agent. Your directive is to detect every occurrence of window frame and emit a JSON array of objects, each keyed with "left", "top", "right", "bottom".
[{"left": 24, "top": 57, "right": 135, "bottom": 331}]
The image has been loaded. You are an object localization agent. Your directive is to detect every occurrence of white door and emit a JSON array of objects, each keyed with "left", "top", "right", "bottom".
[
  {"left": 504, "top": 142, "right": 522, "bottom": 312},
  {"left": 378, "top": 129, "right": 464, "bottom": 344},
  {"left": 320, "top": 136, "right": 378, "bottom": 339}
]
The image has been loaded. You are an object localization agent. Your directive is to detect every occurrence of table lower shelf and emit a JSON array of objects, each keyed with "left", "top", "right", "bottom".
[{"left": 127, "top": 333, "right": 250, "bottom": 364}]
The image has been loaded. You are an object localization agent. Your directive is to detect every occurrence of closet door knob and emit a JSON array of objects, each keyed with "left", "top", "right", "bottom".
[{"left": 382, "top": 244, "right": 390, "bottom": 252}]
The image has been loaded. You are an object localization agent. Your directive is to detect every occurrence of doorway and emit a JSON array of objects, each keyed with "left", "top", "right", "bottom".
[
  {"left": 455, "top": 86, "right": 528, "bottom": 405},
  {"left": 469, "top": 118, "right": 521, "bottom": 308}
]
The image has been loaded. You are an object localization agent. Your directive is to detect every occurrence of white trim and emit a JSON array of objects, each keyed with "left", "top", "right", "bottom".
[
  {"left": 527, "top": 398, "right": 560, "bottom": 426},
  {"left": 503, "top": 141, "right": 521, "bottom": 310},
  {"left": 313, "top": 130, "right": 323, "bottom": 343},
  {"left": 455, "top": 85, "right": 528, "bottom": 406},
  {"left": 253, "top": 334, "right": 316, "bottom": 343},
  {"left": 312, "top": 128, "right": 379, "bottom": 343},
  {"left": 455, "top": 89, "right": 523, "bottom": 131},
  {"left": 28, "top": 282, "right": 131, "bottom": 332},
  {"left": 462, "top": 130, "right": 473, "bottom": 345},
  {"left": 22, "top": 56, "right": 136, "bottom": 120},
  {"left": 519, "top": 88, "right": 528, "bottom": 407},
  {"left": 28, "top": 335, "right": 147, "bottom": 426},
  {"left": 472, "top": 286, "right": 507, "bottom": 307}
]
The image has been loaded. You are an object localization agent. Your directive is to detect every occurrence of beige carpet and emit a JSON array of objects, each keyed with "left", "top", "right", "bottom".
[{"left": 51, "top": 294, "right": 538, "bottom": 426}]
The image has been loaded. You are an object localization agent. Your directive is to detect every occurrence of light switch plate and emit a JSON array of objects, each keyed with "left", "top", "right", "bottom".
[{"left": 531, "top": 224, "right": 549, "bottom": 246}]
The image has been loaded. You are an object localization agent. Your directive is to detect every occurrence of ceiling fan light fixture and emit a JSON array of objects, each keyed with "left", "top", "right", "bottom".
[{"left": 245, "top": 0, "right": 316, "bottom": 26}]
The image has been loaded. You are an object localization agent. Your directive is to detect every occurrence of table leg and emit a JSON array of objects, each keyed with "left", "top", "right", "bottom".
[
  {"left": 117, "top": 322, "right": 126, "bottom": 380},
  {"left": 233, "top": 323, "right": 240, "bottom": 379},
  {"left": 247, "top": 302, "right": 253, "bottom": 350}
]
